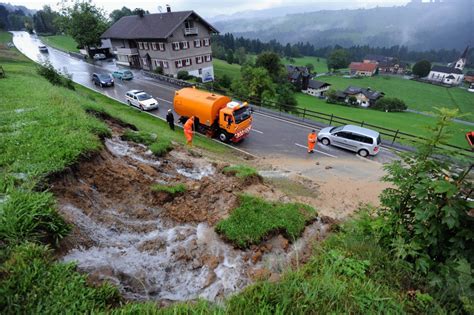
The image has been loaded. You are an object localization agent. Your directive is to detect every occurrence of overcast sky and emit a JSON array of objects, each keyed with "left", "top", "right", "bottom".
[{"left": 6, "top": 0, "right": 410, "bottom": 17}]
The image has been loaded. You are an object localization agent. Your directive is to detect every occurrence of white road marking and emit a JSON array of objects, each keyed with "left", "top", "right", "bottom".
[
  {"left": 251, "top": 129, "right": 264, "bottom": 134},
  {"left": 254, "top": 112, "right": 321, "bottom": 131},
  {"left": 294, "top": 143, "right": 338, "bottom": 158},
  {"left": 156, "top": 97, "right": 173, "bottom": 104}
]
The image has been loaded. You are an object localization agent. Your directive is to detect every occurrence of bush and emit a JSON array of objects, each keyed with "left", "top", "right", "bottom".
[
  {"left": 0, "top": 190, "right": 70, "bottom": 247},
  {"left": 177, "top": 70, "right": 190, "bottom": 80},
  {"left": 121, "top": 129, "right": 156, "bottom": 146},
  {"left": 412, "top": 60, "right": 431, "bottom": 77},
  {"left": 36, "top": 61, "right": 75, "bottom": 90},
  {"left": 373, "top": 97, "right": 407, "bottom": 112},
  {"left": 215, "top": 195, "right": 317, "bottom": 248},
  {"left": 223, "top": 165, "right": 262, "bottom": 183},
  {"left": 153, "top": 66, "right": 163, "bottom": 75},
  {"left": 151, "top": 183, "right": 186, "bottom": 195},
  {"left": 149, "top": 140, "right": 173, "bottom": 157},
  {"left": 0, "top": 243, "right": 120, "bottom": 314}
]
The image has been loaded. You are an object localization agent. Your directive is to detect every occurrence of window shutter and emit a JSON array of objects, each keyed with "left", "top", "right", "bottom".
[{"left": 175, "top": 61, "right": 179, "bottom": 68}]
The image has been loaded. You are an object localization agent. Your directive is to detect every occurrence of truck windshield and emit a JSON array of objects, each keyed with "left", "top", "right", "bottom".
[{"left": 233, "top": 107, "right": 251, "bottom": 124}]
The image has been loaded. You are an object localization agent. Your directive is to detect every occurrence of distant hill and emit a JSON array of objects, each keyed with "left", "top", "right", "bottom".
[
  {"left": 0, "top": 2, "right": 35, "bottom": 15},
  {"left": 214, "top": 0, "right": 473, "bottom": 51}
]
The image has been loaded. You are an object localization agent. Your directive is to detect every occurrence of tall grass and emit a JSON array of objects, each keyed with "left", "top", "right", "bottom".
[
  {"left": 151, "top": 183, "right": 187, "bottom": 195},
  {"left": 215, "top": 195, "right": 317, "bottom": 248}
]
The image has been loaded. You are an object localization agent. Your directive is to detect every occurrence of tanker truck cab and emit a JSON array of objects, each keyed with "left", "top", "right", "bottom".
[
  {"left": 218, "top": 101, "right": 252, "bottom": 143},
  {"left": 173, "top": 88, "right": 253, "bottom": 143}
]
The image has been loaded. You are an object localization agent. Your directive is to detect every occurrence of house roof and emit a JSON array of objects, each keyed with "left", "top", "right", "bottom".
[
  {"left": 308, "top": 80, "right": 331, "bottom": 89},
  {"left": 101, "top": 11, "right": 218, "bottom": 40},
  {"left": 431, "top": 65, "right": 463, "bottom": 75},
  {"left": 349, "top": 62, "right": 378, "bottom": 72},
  {"left": 460, "top": 46, "right": 469, "bottom": 59},
  {"left": 465, "top": 71, "right": 474, "bottom": 76},
  {"left": 446, "top": 75, "right": 455, "bottom": 79},
  {"left": 344, "top": 86, "right": 384, "bottom": 100}
]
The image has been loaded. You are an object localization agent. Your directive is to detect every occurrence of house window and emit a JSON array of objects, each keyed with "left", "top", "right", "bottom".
[
  {"left": 203, "top": 38, "right": 210, "bottom": 46},
  {"left": 184, "top": 58, "right": 191, "bottom": 66},
  {"left": 181, "top": 41, "right": 189, "bottom": 49},
  {"left": 205, "top": 54, "right": 212, "bottom": 62},
  {"left": 176, "top": 60, "right": 183, "bottom": 68},
  {"left": 151, "top": 42, "right": 157, "bottom": 50},
  {"left": 163, "top": 61, "right": 169, "bottom": 69},
  {"left": 159, "top": 42, "right": 165, "bottom": 51},
  {"left": 172, "top": 42, "right": 180, "bottom": 51},
  {"left": 196, "top": 56, "right": 203, "bottom": 64},
  {"left": 194, "top": 39, "right": 201, "bottom": 48},
  {"left": 184, "top": 20, "right": 194, "bottom": 29},
  {"left": 153, "top": 59, "right": 161, "bottom": 68},
  {"left": 138, "top": 42, "right": 143, "bottom": 50},
  {"left": 141, "top": 58, "right": 148, "bottom": 65},
  {"left": 143, "top": 42, "right": 149, "bottom": 50}
]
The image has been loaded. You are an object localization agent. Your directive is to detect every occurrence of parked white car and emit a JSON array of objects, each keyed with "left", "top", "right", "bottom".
[
  {"left": 93, "top": 53, "right": 106, "bottom": 60},
  {"left": 318, "top": 125, "right": 381, "bottom": 157},
  {"left": 125, "top": 90, "right": 159, "bottom": 111}
]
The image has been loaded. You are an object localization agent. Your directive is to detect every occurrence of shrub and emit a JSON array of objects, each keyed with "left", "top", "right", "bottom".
[
  {"left": 373, "top": 97, "right": 407, "bottom": 112},
  {"left": 177, "top": 70, "right": 190, "bottom": 80},
  {"left": 149, "top": 140, "right": 172, "bottom": 157},
  {"left": 153, "top": 66, "right": 163, "bottom": 75},
  {"left": 347, "top": 95, "right": 358, "bottom": 106},
  {"left": 412, "top": 60, "right": 431, "bottom": 77},
  {"left": 151, "top": 183, "right": 186, "bottom": 195},
  {"left": 215, "top": 195, "right": 317, "bottom": 248},
  {"left": 36, "top": 61, "right": 75, "bottom": 90},
  {"left": 0, "top": 243, "right": 120, "bottom": 314},
  {"left": 0, "top": 190, "right": 70, "bottom": 247}
]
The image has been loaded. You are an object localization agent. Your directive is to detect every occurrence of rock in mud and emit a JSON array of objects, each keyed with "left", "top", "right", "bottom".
[
  {"left": 268, "top": 273, "right": 281, "bottom": 283},
  {"left": 251, "top": 250, "right": 263, "bottom": 264},
  {"left": 203, "top": 270, "right": 217, "bottom": 288},
  {"left": 277, "top": 235, "right": 289, "bottom": 251},
  {"left": 249, "top": 268, "right": 271, "bottom": 281}
]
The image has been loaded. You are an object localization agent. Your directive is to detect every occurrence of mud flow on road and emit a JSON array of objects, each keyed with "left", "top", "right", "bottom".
[{"left": 50, "top": 119, "right": 329, "bottom": 303}]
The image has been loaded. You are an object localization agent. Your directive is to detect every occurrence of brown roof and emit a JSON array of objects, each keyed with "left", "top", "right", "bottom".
[
  {"left": 349, "top": 62, "right": 378, "bottom": 72},
  {"left": 101, "top": 11, "right": 218, "bottom": 40}
]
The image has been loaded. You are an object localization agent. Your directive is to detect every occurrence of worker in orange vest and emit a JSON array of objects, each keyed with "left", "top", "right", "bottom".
[
  {"left": 183, "top": 116, "right": 195, "bottom": 146},
  {"left": 308, "top": 130, "right": 317, "bottom": 154}
]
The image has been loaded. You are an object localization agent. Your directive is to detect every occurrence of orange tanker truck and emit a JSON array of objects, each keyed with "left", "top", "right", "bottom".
[{"left": 173, "top": 87, "right": 252, "bottom": 143}]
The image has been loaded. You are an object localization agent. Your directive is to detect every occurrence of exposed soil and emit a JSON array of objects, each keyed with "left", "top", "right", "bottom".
[{"left": 50, "top": 119, "right": 330, "bottom": 302}]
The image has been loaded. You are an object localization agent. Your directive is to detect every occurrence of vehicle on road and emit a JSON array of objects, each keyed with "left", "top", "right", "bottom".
[
  {"left": 38, "top": 45, "right": 48, "bottom": 53},
  {"left": 173, "top": 87, "right": 252, "bottom": 143},
  {"left": 92, "top": 73, "right": 114, "bottom": 87},
  {"left": 93, "top": 53, "right": 106, "bottom": 60},
  {"left": 112, "top": 70, "right": 134, "bottom": 80},
  {"left": 318, "top": 125, "right": 381, "bottom": 157},
  {"left": 125, "top": 90, "right": 159, "bottom": 111}
]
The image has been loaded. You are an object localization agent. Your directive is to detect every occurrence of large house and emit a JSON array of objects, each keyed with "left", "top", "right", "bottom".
[
  {"left": 286, "top": 65, "right": 311, "bottom": 90},
  {"left": 349, "top": 62, "right": 378, "bottom": 76},
  {"left": 303, "top": 80, "right": 331, "bottom": 97},
  {"left": 342, "top": 86, "right": 384, "bottom": 107},
  {"left": 363, "top": 55, "right": 408, "bottom": 75},
  {"left": 101, "top": 7, "right": 218, "bottom": 81},
  {"left": 426, "top": 46, "right": 469, "bottom": 86}
]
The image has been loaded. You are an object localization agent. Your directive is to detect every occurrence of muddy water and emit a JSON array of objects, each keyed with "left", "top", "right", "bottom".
[
  {"left": 58, "top": 137, "right": 328, "bottom": 303},
  {"left": 62, "top": 201, "right": 327, "bottom": 302}
]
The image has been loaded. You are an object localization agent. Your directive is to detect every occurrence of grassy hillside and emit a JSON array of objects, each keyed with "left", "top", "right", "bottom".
[
  {"left": 213, "top": 58, "right": 242, "bottom": 80},
  {"left": 40, "top": 35, "right": 80, "bottom": 52},
  {"left": 283, "top": 56, "right": 328, "bottom": 73},
  {"left": 318, "top": 75, "right": 474, "bottom": 120}
]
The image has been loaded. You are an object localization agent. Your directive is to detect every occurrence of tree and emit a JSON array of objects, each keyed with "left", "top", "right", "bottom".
[
  {"left": 347, "top": 96, "right": 358, "bottom": 106},
  {"left": 235, "top": 47, "right": 247, "bottom": 65},
  {"left": 177, "top": 70, "right": 190, "bottom": 80},
  {"left": 218, "top": 74, "right": 231, "bottom": 89},
  {"left": 327, "top": 49, "right": 350, "bottom": 71},
  {"left": 276, "top": 83, "right": 298, "bottom": 113},
  {"left": 132, "top": 8, "right": 149, "bottom": 17},
  {"left": 109, "top": 6, "right": 132, "bottom": 23},
  {"left": 305, "top": 63, "right": 315, "bottom": 73},
  {"left": 373, "top": 97, "right": 407, "bottom": 112},
  {"left": 255, "top": 51, "right": 284, "bottom": 83},
  {"left": 412, "top": 60, "right": 432, "bottom": 77},
  {"left": 231, "top": 66, "right": 275, "bottom": 106},
  {"left": 33, "top": 6, "right": 60, "bottom": 34},
  {"left": 226, "top": 49, "right": 234, "bottom": 64},
  {"left": 64, "top": 2, "right": 108, "bottom": 55}
]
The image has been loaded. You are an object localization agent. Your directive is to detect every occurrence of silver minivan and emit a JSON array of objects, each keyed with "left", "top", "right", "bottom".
[{"left": 318, "top": 125, "right": 381, "bottom": 157}]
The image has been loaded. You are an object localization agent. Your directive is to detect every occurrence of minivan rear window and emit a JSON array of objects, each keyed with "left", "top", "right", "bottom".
[{"left": 377, "top": 136, "right": 381, "bottom": 145}]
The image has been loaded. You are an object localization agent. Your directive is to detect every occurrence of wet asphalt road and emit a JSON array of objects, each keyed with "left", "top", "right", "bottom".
[{"left": 12, "top": 31, "right": 398, "bottom": 164}]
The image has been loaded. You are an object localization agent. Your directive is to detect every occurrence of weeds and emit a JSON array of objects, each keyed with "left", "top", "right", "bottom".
[
  {"left": 122, "top": 129, "right": 173, "bottom": 156},
  {"left": 36, "top": 60, "right": 75, "bottom": 90},
  {"left": 150, "top": 140, "right": 173, "bottom": 157},
  {"left": 151, "top": 183, "right": 187, "bottom": 195},
  {"left": 215, "top": 195, "right": 317, "bottom": 248},
  {"left": 222, "top": 165, "right": 261, "bottom": 183}
]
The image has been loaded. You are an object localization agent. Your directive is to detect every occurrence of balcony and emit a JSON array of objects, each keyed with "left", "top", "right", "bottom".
[
  {"left": 184, "top": 27, "right": 198, "bottom": 36},
  {"left": 115, "top": 47, "right": 138, "bottom": 55}
]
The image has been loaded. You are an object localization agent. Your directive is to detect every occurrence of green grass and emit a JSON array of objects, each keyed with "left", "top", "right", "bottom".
[
  {"left": 40, "top": 35, "right": 79, "bottom": 53},
  {"left": 283, "top": 55, "right": 328, "bottom": 73},
  {"left": 222, "top": 164, "right": 261, "bottom": 181},
  {"left": 121, "top": 129, "right": 156, "bottom": 145},
  {"left": 318, "top": 75, "right": 474, "bottom": 120},
  {"left": 296, "top": 93, "right": 472, "bottom": 149},
  {"left": 215, "top": 195, "right": 317, "bottom": 248},
  {"left": 151, "top": 183, "right": 186, "bottom": 195},
  {"left": 213, "top": 58, "right": 242, "bottom": 81}
]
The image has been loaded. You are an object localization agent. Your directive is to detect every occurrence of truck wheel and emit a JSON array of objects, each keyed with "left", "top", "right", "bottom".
[{"left": 218, "top": 131, "right": 229, "bottom": 143}]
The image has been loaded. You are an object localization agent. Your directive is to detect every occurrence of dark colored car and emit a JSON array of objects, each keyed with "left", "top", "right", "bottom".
[{"left": 92, "top": 73, "right": 114, "bottom": 87}]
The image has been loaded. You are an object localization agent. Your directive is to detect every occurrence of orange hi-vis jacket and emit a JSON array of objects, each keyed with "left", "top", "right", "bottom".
[
  {"left": 308, "top": 132, "right": 317, "bottom": 152},
  {"left": 184, "top": 117, "right": 194, "bottom": 142}
]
